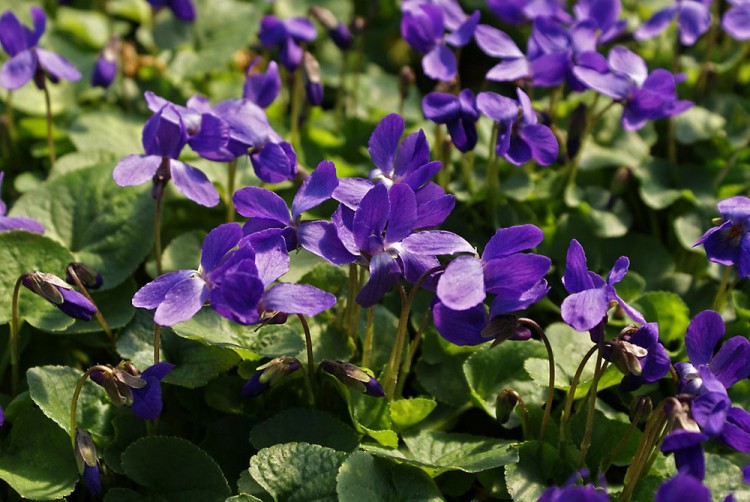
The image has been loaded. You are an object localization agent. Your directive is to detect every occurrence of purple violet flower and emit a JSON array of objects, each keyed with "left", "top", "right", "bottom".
[
  {"left": 0, "top": 172, "right": 44, "bottom": 234},
  {"left": 234, "top": 160, "right": 339, "bottom": 252},
  {"left": 243, "top": 59, "right": 281, "bottom": 109},
  {"left": 74, "top": 429, "right": 101, "bottom": 495},
  {"left": 432, "top": 224, "right": 551, "bottom": 345},
  {"left": 477, "top": 89, "right": 559, "bottom": 166},
  {"left": 573, "top": 0, "right": 627, "bottom": 44},
  {"left": 634, "top": 0, "right": 712, "bottom": 46},
  {"left": 320, "top": 360, "right": 385, "bottom": 397},
  {"left": 303, "top": 51, "right": 323, "bottom": 106},
  {"left": 693, "top": 196, "right": 750, "bottom": 278},
  {"left": 91, "top": 361, "right": 175, "bottom": 420},
  {"left": 655, "top": 472, "right": 712, "bottom": 502},
  {"left": 560, "top": 239, "right": 645, "bottom": 341},
  {"left": 132, "top": 223, "right": 336, "bottom": 326},
  {"left": 332, "top": 113, "right": 455, "bottom": 228},
  {"left": 242, "top": 356, "right": 301, "bottom": 398},
  {"left": 21, "top": 271, "right": 97, "bottom": 321},
  {"left": 147, "top": 0, "right": 196, "bottom": 21},
  {"left": 723, "top": 0, "right": 750, "bottom": 40},
  {"left": 0, "top": 6, "right": 81, "bottom": 90},
  {"left": 113, "top": 103, "right": 220, "bottom": 207},
  {"left": 422, "top": 89, "right": 479, "bottom": 152},
  {"left": 400, "top": 1, "right": 480, "bottom": 81},
  {"left": 310, "top": 6, "right": 353, "bottom": 50},
  {"left": 572, "top": 45, "right": 693, "bottom": 131},
  {"left": 487, "top": 0, "right": 571, "bottom": 25},
  {"left": 259, "top": 15, "right": 317, "bottom": 71},
  {"left": 603, "top": 323, "right": 671, "bottom": 391},
  {"left": 538, "top": 470, "right": 609, "bottom": 502}
]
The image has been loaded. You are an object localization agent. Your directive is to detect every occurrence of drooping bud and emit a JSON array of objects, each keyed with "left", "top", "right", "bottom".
[
  {"left": 74, "top": 429, "right": 101, "bottom": 495},
  {"left": 495, "top": 389, "right": 520, "bottom": 426},
  {"left": 21, "top": 271, "right": 97, "bottom": 320},
  {"left": 242, "top": 356, "right": 302, "bottom": 398},
  {"left": 664, "top": 396, "right": 701, "bottom": 433},
  {"left": 310, "top": 6, "right": 353, "bottom": 50},
  {"left": 319, "top": 360, "right": 384, "bottom": 397},
  {"left": 604, "top": 339, "right": 647, "bottom": 377},
  {"left": 303, "top": 52, "right": 324, "bottom": 106},
  {"left": 90, "top": 363, "right": 146, "bottom": 406},
  {"left": 66, "top": 262, "right": 103, "bottom": 290},
  {"left": 91, "top": 35, "right": 121, "bottom": 89}
]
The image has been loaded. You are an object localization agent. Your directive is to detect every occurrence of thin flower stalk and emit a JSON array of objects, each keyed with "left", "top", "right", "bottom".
[
  {"left": 66, "top": 265, "right": 113, "bottom": 341},
  {"left": 559, "top": 344, "right": 599, "bottom": 456},
  {"left": 578, "top": 347, "right": 607, "bottom": 468},
  {"left": 518, "top": 318, "right": 556, "bottom": 442}
]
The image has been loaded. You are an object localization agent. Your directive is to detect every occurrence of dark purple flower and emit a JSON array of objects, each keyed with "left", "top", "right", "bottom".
[
  {"left": 319, "top": 360, "right": 385, "bottom": 397},
  {"left": 243, "top": 59, "right": 281, "bottom": 109},
  {"left": 634, "top": 0, "right": 712, "bottom": 46},
  {"left": 234, "top": 160, "right": 339, "bottom": 252},
  {"left": 487, "top": 0, "right": 571, "bottom": 25},
  {"left": 604, "top": 323, "right": 671, "bottom": 391},
  {"left": 432, "top": 224, "right": 551, "bottom": 345},
  {"left": 573, "top": 46, "right": 693, "bottom": 131},
  {"left": 91, "top": 36, "right": 119, "bottom": 88},
  {"left": 723, "top": 1, "right": 750, "bottom": 40},
  {"left": 147, "top": 0, "right": 195, "bottom": 21},
  {"left": 259, "top": 15, "right": 317, "bottom": 71},
  {"left": 21, "top": 271, "right": 97, "bottom": 321},
  {"left": 332, "top": 114, "right": 455, "bottom": 229},
  {"left": 0, "top": 7, "right": 81, "bottom": 90},
  {"left": 655, "top": 472, "right": 711, "bottom": 502},
  {"left": 249, "top": 141, "right": 298, "bottom": 184},
  {"left": 560, "top": 239, "right": 645, "bottom": 340},
  {"left": 133, "top": 223, "right": 335, "bottom": 326},
  {"left": 74, "top": 429, "right": 101, "bottom": 495},
  {"left": 573, "top": 0, "right": 627, "bottom": 44},
  {"left": 242, "top": 356, "right": 302, "bottom": 398},
  {"left": 477, "top": 89, "right": 559, "bottom": 166},
  {"left": 400, "top": 2, "right": 480, "bottom": 81},
  {"left": 422, "top": 89, "right": 479, "bottom": 152},
  {"left": 0, "top": 172, "right": 44, "bottom": 234},
  {"left": 538, "top": 470, "right": 609, "bottom": 502},
  {"left": 90, "top": 361, "right": 174, "bottom": 420},
  {"left": 661, "top": 429, "right": 710, "bottom": 479},
  {"left": 693, "top": 196, "right": 750, "bottom": 278}
]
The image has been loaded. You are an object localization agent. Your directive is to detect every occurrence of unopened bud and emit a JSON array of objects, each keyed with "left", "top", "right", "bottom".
[
  {"left": 242, "top": 356, "right": 301, "bottom": 398},
  {"left": 320, "top": 360, "right": 384, "bottom": 397},
  {"left": 495, "top": 389, "right": 520, "bottom": 425},
  {"left": 303, "top": 52, "right": 323, "bottom": 106},
  {"left": 66, "top": 262, "right": 103, "bottom": 290},
  {"left": 74, "top": 428, "right": 101, "bottom": 495}
]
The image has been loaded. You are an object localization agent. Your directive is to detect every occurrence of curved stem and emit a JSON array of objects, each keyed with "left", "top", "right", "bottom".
[
  {"left": 460, "top": 150, "right": 475, "bottom": 194},
  {"left": 43, "top": 83, "right": 56, "bottom": 168},
  {"left": 297, "top": 314, "right": 315, "bottom": 393},
  {"left": 69, "top": 365, "right": 109, "bottom": 446},
  {"left": 620, "top": 403, "right": 668, "bottom": 502},
  {"left": 226, "top": 159, "right": 237, "bottom": 222},
  {"left": 519, "top": 318, "right": 555, "bottom": 442},
  {"left": 559, "top": 344, "right": 599, "bottom": 456},
  {"left": 66, "top": 265, "right": 113, "bottom": 342},
  {"left": 578, "top": 348, "right": 606, "bottom": 468},
  {"left": 153, "top": 324, "right": 161, "bottom": 365},
  {"left": 154, "top": 188, "right": 164, "bottom": 276},
  {"left": 289, "top": 68, "right": 303, "bottom": 159},
  {"left": 10, "top": 276, "right": 23, "bottom": 396},
  {"left": 395, "top": 308, "right": 430, "bottom": 397}
]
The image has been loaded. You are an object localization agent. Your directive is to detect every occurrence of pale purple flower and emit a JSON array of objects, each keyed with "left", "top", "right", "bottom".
[
  {"left": 693, "top": 196, "right": 750, "bottom": 278},
  {"left": 723, "top": 0, "right": 750, "bottom": 40},
  {"left": 259, "top": 15, "right": 317, "bottom": 70},
  {"left": 635, "top": 0, "right": 712, "bottom": 45},
  {"left": 0, "top": 172, "right": 44, "bottom": 234}
]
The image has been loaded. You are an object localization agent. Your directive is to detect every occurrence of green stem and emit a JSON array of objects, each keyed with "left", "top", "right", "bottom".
[
  {"left": 67, "top": 265, "right": 113, "bottom": 342},
  {"left": 289, "top": 68, "right": 304, "bottom": 159},
  {"left": 487, "top": 122, "right": 500, "bottom": 228},
  {"left": 154, "top": 187, "right": 164, "bottom": 276},
  {"left": 435, "top": 124, "right": 448, "bottom": 190},
  {"left": 297, "top": 314, "right": 316, "bottom": 405},
  {"left": 520, "top": 318, "right": 556, "bottom": 442},
  {"left": 10, "top": 276, "right": 23, "bottom": 396},
  {"left": 153, "top": 324, "right": 161, "bottom": 365},
  {"left": 335, "top": 50, "right": 348, "bottom": 128},
  {"left": 361, "top": 306, "right": 375, "bottom": 369},
  {"left": 5, "top": 89, "right": 16, "bottom": 146},
  {"left": 515, "top": 393, "right": 532, "bottom": 439},
  {"left": 713, "top": 266, "right": 733, "bottom": 312},
  {"left": 395, "top": 308, "right": 430, "bottom": 398},
  {"left": 695, "top": 4, "right": 720, "bottom": 99},
  {"left": 601, "top": 401, "right": 645, "bottom": 474},
  {"left": 226, "top": 159, "right": 237, "bottom": 222},
  {"left": 565, "top": 96, "right": 607, "bottom": 192},
  {"left": 620, "top": 404, "right": 668, "bottom": 502},
  {"left": 460, "top": 150, "right": 475, "bottom": 193},
  {"left": 559, "top": 344, "right": 599, "bottom": 457},
  {"left": 69, "top": 367, "right": 97, "bottom": 446},
  {"left": 578, "top": 348, "right": 606, "bottom": 468},
  {"left": 43, "top": 83, "right": 56, "bottom": 168}
]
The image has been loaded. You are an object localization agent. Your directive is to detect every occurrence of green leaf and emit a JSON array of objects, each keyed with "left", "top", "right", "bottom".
[
  {"left": 27, "top": 365, "right": 114, "bottom": 439},
  {"left": 390, "top": 397, "right": 437, "bottom": 432},
  {"left": 570, "top": 409, "right": 642, "bottom": 469},
  {"left": 56, "top": 7, "right": 110, "bottom": 49},
  {"left": 0, "top": 408, "right": 79, "bottom": 500},
  {"left": 0, "top": 231, "right": 74, "bottom": 327},
  {"left": 673, "top": 106, "right": 726, "bottom": 145},
  {"left": 68, "top": 111, "right": 145, "bottom": 157},
  {"left": 249, "top": 443, "right": 347, "bottom": 502},
  {"left": 402, "top": 430, "right": 518, "bottom": 476},
  {"left": 146, "top": 230, "right": 204, "bottom": 276},
  {"left": 10, "top": 165, "right": 156, "bottom": 290},
  {"left": 121, "top": 436, "right": 231, "bottom": 502},
  {"left": 632, "top": 292, "right": 690, "bottom": 355},
  {"left": 464, "top": 341, "right": 547, "bottom": 415},
  {"left": 51, "top": 151, "right": 118, "bottom": 178},
  {"left": 703, "top": 453, "right": 750, "bottom": 501},
  {"left": 118, "top": 311, "right": 241, "bottom": 388},
  {"left": 504, "top": 441, "right": 574, "bottom": 502},
  {"left": 172, "top": 307, "right": 305, "bottom": 359},
  {"left": 336, "top": 451, "right": 443, "bottom": 502},
  {"left": 250, "top": 408, "right": 359, "bottom": 452},
  {"left": 523, "top": 322, "right": 597, "bottom": 391}
]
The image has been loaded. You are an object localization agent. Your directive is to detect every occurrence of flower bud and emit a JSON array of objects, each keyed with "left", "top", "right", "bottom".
[
  {"left": 495, "top": 389, "right": 520, "bottom": 426},
  {"left": 21, "top": 271, "right": 97, "bottom": 320},
  {"left": 319, "top": 360, "right": 384, "bottom": 397},
  {"left": 74, "top": 429, "right": 101, "bottom": 495},
  {"left": 310, "top": 6, "right": 353, "bottom": 50},
  {"left": 303, "top": 52, "right": 323, "bottom": 106},
  {"left": 66, "top": 262, "right": 103, "bottom": 290},
  {"left": 91, "top": 36, "right": 121, "bottom": 89},
  {"left": 242, "top": 356, "right": 302, "bottom": 398}
]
